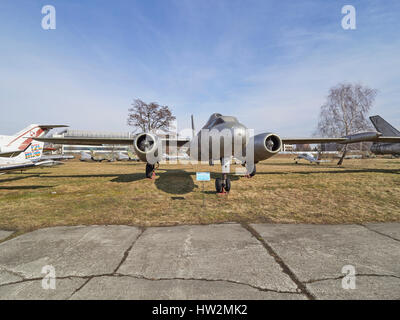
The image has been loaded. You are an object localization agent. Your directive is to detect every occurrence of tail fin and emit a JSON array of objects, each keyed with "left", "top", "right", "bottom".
[
  {"left": 369, "top": 116, "right": 400, "bottom": 137},
  {"left": 7, "top": 124, "right": 68, "bottom": 151},
  {"left": 23, "top": 140, "right": 44, "bottom": 162}
]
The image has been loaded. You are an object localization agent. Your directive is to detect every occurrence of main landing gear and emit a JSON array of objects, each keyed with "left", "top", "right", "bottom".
[{"left": 145, "top": 163, "right": 157, "bottom": 179}]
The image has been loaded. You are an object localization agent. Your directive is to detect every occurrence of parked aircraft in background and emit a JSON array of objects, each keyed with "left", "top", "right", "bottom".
[
  {"left": 369, "top": 115, "right": 400, "bottom": 156},
  {"left": 0, "top": 124, "right": 67, "bottom": 173},
  {"left": 116, "top": 151, "right": 129, "bottom": 161},
  {"left": 79, "top": 151, "right": 105, "bottom": 162},
  {"left": 294, "top": 151, "right": 331, "bottom": 164},
  {"left": 34, "top": 113, "right": 400, "bottom": 193},
  {"left": 126, "top": 150, "right": 140, "bottom": 161},
  {"left": 162, "top": 153, "right": 190, "bottom": 161},
  {"left": 41, "top": 154, "right": 75, "bottom": 161}
]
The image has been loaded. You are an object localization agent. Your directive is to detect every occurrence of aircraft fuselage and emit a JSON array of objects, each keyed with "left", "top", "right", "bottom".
[{"left": 370, "top": 143, "right": 400, "bottom": 155}]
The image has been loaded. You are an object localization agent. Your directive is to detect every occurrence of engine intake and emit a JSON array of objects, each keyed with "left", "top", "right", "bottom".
[
  {"left": 133, "top": 133, "right": 161, "bottom": 164},
  {"left": 252, "top": 132, "right": 282, "bottom": 163}
]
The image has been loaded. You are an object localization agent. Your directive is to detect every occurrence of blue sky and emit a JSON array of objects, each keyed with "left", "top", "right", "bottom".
[{"left": 0, "top": 0, "right": 399, "bottom": 136}]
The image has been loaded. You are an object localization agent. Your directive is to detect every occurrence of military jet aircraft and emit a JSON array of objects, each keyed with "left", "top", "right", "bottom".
[
  {"left": 369, "top": 115, "right": 400, "bottom": 156},
  {"left": 33, "top": 113, "right": 400, "bottom": 193},
  {"left": 294, "top": 151, "right": 330, "bottom": 164},
  {"left": 0, "top": 124, "right": 67, "bottom": 173},
  {"left": 79, "top": 151, "right": 108, "bottom": 162}
]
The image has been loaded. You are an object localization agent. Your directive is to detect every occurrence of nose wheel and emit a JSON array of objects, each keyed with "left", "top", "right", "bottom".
[{"left": 215, "top": 174, "right": 231, "bottom": 194}]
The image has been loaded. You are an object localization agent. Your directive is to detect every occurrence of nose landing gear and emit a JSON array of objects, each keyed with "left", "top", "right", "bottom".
[
  {"left": 215, "top": 173, "right": 231, "bottom": 194},
  {"left": 215, "top": 157, "right": 232, "bottom": 194}
]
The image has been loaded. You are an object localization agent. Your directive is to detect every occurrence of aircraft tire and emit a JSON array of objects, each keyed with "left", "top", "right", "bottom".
[
  {"left": 224, "top": 178, "right": 231, "bottom": 192},
  {"left": 215, "top": 178, "right": 223, "bottom": 193},
  {"left": 249, "top": 165, "right": 256, "bottom": 177},
  {"left": 145, "top": 163, "right": 154, "bottom": 179}
]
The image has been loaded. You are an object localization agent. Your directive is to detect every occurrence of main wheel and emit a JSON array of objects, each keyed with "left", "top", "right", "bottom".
[
  {"left": 249, "top": 165, "right": 256, "bottom": 177},
  {"left": 224, "top": 178, "right": 231, "bottom": 192},
  {"left": 215, "top": 178, "right": 223, "bottom": 193},
  {"left": 145, "top": 163, "right": 154, "bottom": 179}
]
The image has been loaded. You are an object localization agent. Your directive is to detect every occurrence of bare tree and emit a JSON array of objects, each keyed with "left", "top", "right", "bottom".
[
  {"left": 127, "top": 99, "right": 176, "bottom": 133},
  {"left": 315, "top": 83, "right": 377, "bottom": 137},
  {"left": 315, "top": 83, "right": 377, "bottom": 164}
]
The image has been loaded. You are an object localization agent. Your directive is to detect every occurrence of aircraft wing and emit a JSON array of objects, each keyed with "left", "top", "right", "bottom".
[
  {"left": 281, "top": 138, "right": 347, "bottom": 144},
  {"left": 0, "top": 160, "right": 63, "bottom": 173},
  {"left": 33, "top": 137, "right": 135, "bottom": 146},
  {"left": 33, "top": 136, "right": 190, "bottom": 148},
  {"left": 374, "top": 137, "right": 400, "bottom": 143}
]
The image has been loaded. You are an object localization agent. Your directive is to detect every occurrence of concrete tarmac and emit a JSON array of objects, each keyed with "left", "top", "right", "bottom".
[{"left": 0, "top": 223, "right": 398, "bottom": 300}]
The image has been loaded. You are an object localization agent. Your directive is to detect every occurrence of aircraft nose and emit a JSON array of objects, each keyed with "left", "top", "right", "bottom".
[
  {"left": 233, "top": 125, "right": 246, "bottom": 137},
  {"left": 232, "top": 125, "right": 247, "bottom": 144}
]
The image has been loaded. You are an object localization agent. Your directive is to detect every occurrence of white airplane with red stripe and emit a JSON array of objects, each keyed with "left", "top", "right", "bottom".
[{"left": 0, "top": 124, "right": 68, "bottom": 173}]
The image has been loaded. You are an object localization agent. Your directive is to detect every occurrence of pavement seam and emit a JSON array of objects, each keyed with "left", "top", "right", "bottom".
[
  {"left": 304, "top": 273, "right": 400, "bottom": 284},
  {"left": 113, "top": 227, "right": 146, "bottom": 274},
  {"left": 358, "top": 224, "right": 400, "bottom": 243},
  {"left": 67, "top": 277, "right": 92, "bottom": 299},
  {"left": 67, "top": 227, "right": 147, "bottom": 299},
  {"left": 114, "top": 273, "right": 302, "bottom": 295},
  {"left": 241, "top": 223, "right": 316, "bottom": 300},
  {"left": 0, "top": 273, "right": 303, "bottom": 296}
]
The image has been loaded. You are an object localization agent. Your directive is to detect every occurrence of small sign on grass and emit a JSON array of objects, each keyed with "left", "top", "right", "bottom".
[{"left": 196, "top": 172, "right": 210, "bottom": 181}]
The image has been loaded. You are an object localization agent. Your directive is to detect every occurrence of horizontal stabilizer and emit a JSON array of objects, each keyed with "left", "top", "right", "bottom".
[
  {"left": 369, "top": 116, "right": 400, "bottom": 137},
  {"left": 37, "top": 125, "right": 69, "bottom": 130}
]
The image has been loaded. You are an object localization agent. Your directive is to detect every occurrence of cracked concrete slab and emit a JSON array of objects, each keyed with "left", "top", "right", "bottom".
[
  {"left": 0, "top": 269, "right": 24, "bottom": 286},
  {"left": 0, "top": 225, "right": 141, "bottom": 281},
  {"left": 0, "top": 223, "right": 398, "bottom": 299},
  {"left": 0, "top": 278, "right": 86, "bottom": 300},
  {"left": 71, "top": 276, "right": 306, "bottom": 300},
  {"left": 0, "top": 231, "right": 13, "bottom": 242},
  {"left": 363, "top": 223, "right": 400, "bottom": 241},
  {"left": 306, "top": 275, "right": 400, "bottom": 300},
  {"left": 118, "top": 223, "right": 298, "bottom": 293},
  {"left": 251, "top": 224, "right": 400, "bottom": 299}
]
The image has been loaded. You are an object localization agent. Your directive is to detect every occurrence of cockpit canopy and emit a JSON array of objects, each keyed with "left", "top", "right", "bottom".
[{"left": 202, "top": 113, "right": 240, "bottom": 129}]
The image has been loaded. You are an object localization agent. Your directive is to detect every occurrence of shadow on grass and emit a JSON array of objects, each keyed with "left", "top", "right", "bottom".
[
  {"left": 40, "top": 167, "right": 244, "bottom": 195},
  {"left": 0, "top": 174, "right": 41, "bottom": 183},
  {"left": 255, "top": 168, "right": 400, "bottom": 175},
  {"left": 0, "top": 185, "right": 53, "bottom": 190},
  {"left": 40, "top": 169, "right": 195, "bottom": 194}
]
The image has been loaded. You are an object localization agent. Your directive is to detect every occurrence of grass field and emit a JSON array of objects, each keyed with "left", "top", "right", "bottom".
[{"left": 0, "top": 157, "right": 399, "bottom": 233}]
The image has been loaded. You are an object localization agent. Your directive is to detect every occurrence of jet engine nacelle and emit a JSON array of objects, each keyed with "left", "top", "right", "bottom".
[
  {"left": 342, "top": 131, "right": 382, "bottom": 144},
  {"left": 370, "top": 143, "right": 400, "bottom": 155},
  {"left": 133, "top": 133, "right": 161, "bottom": 164},
  {"left": 251, "top": 132, "right": 282, "bottom": 163}
]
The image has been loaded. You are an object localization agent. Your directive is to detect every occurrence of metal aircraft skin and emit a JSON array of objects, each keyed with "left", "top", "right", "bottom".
[
  {"left": 79, "top": 151, "right": 108, "bottom": 162},
  {"left": 33, "top": 113, "right": 399, "bottom": 193},
  {"left": 294, "top": 151, "right": 330, "bottom": 165},
  {"left": 0, "top": 124, "right": 68, "bottom": 173},
  {"left": 369, "top": 115, "right": 400, "bottom": 156}
]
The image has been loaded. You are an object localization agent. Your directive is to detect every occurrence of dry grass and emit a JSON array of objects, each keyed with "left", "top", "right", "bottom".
[{"left": 0, "top": 157, "right": 399, "bottom": 232}]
